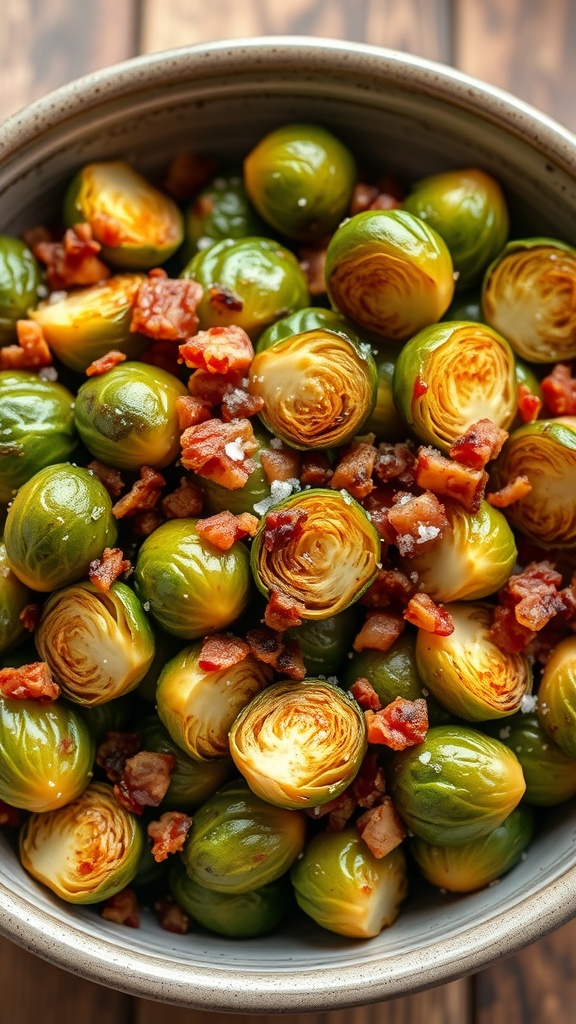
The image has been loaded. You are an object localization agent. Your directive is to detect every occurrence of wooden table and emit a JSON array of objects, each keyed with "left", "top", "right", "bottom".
[{"left": 1, "top": 2, "right": 575, "bottom": 1021}]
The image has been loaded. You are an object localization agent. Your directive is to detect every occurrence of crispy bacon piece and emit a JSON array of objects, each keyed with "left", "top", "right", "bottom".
[
  {"left": 487, "top": 475, "right": 532, "bottom": 508},
  {"left": 86, "top": 350, "right": 127, "bottom": 377},
  {"left": 374, "top": 441, "right": 417, "bottom": 487},
  {"left": 139, "top": 338, "right": 184, "bottom": 378},
  {"left": 370, "top": 192, "right": 402, "bottom": 211},
  {"left": 179, "top": 324, "right": 254, "bottom": 376},
  {"left": 131, "top": 274, "right": 203, "bottom": 341},
  {"left": 349, "top": 677, "right": 382, "bottom": 711},
  {"left": 188, "top": 369, "right": 231, "bottom": 406},
  {"left": 22, "top": 225, "right": 54, "bottom": 250},
  {"left": 0, "top": 319, "right": 52, "bottom": 370},
  {"left": 260, "top": 446, "right": 301, "bottom": 485},
  {"left": 362, "top": 487, "right": 396, "bottom": 545},
  {"left": 365, "top": 697, "right": 429, "bottom": 750},
  {"left": 148, "top": 811, "right": 193, "bottom": 862},
  {"left": 305, "top": 790, "right": 357, "bottom": 831},
  {"left": 198, "top": 633, "right": 250, "bottom": 672},
  {"left": 330, "top": 443, "right": 376, "bottom": 501},
  {"left": 360, "top": 567, "right": 417, "bottom": 610},
  {"left": 19, "top": 603, "right": 41, "bottom": 632},
  {"left": 0, "top": 662, "right": 59, "bottom": 701},
  {"left": 350, "top": 183, "right": 380, "bottom": 215},
  {"left": 87, "top": 460, "right": 125, "bottom": 498},
  {"left": 541, "top": 363, "right": 576, "bottom": 416},
  {"left": 176, "top": 394, "right": 212, "bottom": 430},
  {"left": 490, "top": 604, "right": 536, "bottom": 654},
  {"left": 161, "top": 477, "right": 204, "bottom": 519},
  {"left": 96, "top": 731, "right": 142, "bottom": 783},
  {"left": 33, "top": 222, "right": 110, "bottom": 289},
  {"left": 263, "top": 507, "right": 308, "bottom": 552},
  {"left": 300, "top": 451, "right": 333, "bottom": 487},
  {"left": 114, "top": 751, "right": 176, "bottom": 815},
  {"left": 246, "top": 626, "right": 306, "bottom": 680},
  {"left": 500, "top": 561, "right": 565, "bottom": 631},
  {"left": 357, "top": 797, "right": 407, "bottom": 858},
  {"left": 163, "top": 152, "right": 219, "bottom": 202},
  {"left": 221, "top": 386, "right": 265, "bottom": 422},
  {"left": 101, "top": 888, "right": 140, "bottom": 928},
  {"left": 386, "top": 490, "right": 448, "bottom": 557},
  {"left": 264, "top": 589, "right": 306, "bottom": 632},
  {"left": 298, "top": 244, "right": 328, "bottom": 295},
  {"left": 517, "top": 383, "right": 542, "bottom": 423},
  {"left": 404, "top": 593, "right": 454, "bottom": 635},
  {"left": 449, "top": 418, "right": 508, "bottom": 470},
  {"left": 351, "top": 752, "right": 387, "bottom": 809},
  {"left": 208, "top": 285, "right": 243, "bottom": 314},
  {"left": 89, "top": 547, "right": 131, "bottom": 591},
  {"left": 415, "top": 446, "right": 488, "bottom": 514},
  {"left": 180, "top": 417, "right": 257, "bottom": 490},
  {"left": 196, "top": 510, "right": 259, "bottom": 550},
  {"left": 131, "top": 510, "right": 165, "bottom": 538},
  {"left": 112, "top": 466, "right": 166, "bottom": 519},
  {"left": 154, "top": 895, "right": 190, "bottom": 934},
  {"left": 0, "top": 799, "right": 22, "bottom": 828},
  {"left": 353, "top": 612, "right": 405, "bottom": 653}
]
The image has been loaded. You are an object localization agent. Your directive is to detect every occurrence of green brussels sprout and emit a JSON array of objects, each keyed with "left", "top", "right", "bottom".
[
  {"left": 3, "top": 463, "right": 117, "bottom": 592},
  {"left": 325, "top": 209, "right": 455, "bottom": 342},
  {"left": 19, "top": 782, "right": 144, "bottom": 903},
  {"left": 256, "top": 306, "right": 362, "bottom": 352},
  {"left": 229, "top": 679, "right": 367, "bottom": 809},
  {"left": 132, "top": 837, "right": 167, "bottom": 889},
  {"left": 251, "top": 488, "right": 380, "bottom": 620},
  {"left": 181, "top": 779, "right": 306, "bottom": 894},
  {"left": 134, "top": 519, "right": 252, "bottom": 639},
  {"left": 30, "top": 274, "right": 148, "bottom": 373},
  {"left": 244, "top": 123, "right": 356, "bottom": 242},
  {"left": 410, "top": 805, "right": 533, "bottom": 893},
  {"left": 388, "top": 725, "right": 526, "bottom": 845},
  {"left": 537, "top": 635, "right": 576, "bottom": 758},
  {"left": 0, "top": 695, "right": 94, "bottom": 811},
  {"left": 63, "top": 160, "right": 184, "bottom": 269},
  {"left": 181, "top": 236, "right": 310, "bottom": 339},
  {"left": 36, "top": 581, "right": 155, "bottom": 706},
  {"left": 482, "top": 238, "right": 576, "bottom": 362},
  {"left": 361, "top": 344, "right": 407, "bottom": 441},
  {"left": 135, "top": 627, "right": 185, "bottom": 703},
  {"left": 74, "top": 361, "right": 187, "bottom": 471},
  {"left": 156, "top": 641, "right": 272, "bottom": 762},
  {"left": 392, "top": 321, "right": 516, "bottom": 451},
  {"left": 488, "top": 713, "right": 576, "bottom": 806},
  {"left": 0, "top": 541, "right": 31, "bottom": 654},
  {"left": 137, "top": 716, "right": 232, "bottom": 808},
  {"left": 79, "top": 694, "right": 137, "bottom": 743},
  {"left": 290, "top": 828, "right": 408, "bottom": 938},
  {"left": 398, "top": 499, "right": 517, "bottom": 603},
  {"left": 169, "top": 860, "right": 291, "bottom": 937},
  {"left": 184, "top": 172, "right": 267, "bottom": 259},
  {"left": 285, "top": 606, "right": 359, "bottom": 678},
  {"left": 403, "top": 168, "right": 509, "bottom": 292},
  {"left": 415, "top": 602, "right": 532, "bottom": 721},
  {"left": 0, "top": 235, "right": 41, "bottom": 343}
]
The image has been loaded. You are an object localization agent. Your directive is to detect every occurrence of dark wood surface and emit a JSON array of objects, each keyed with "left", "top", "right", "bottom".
[{"left": 1, "top": 1, "right": 575, "bottom": 1021}]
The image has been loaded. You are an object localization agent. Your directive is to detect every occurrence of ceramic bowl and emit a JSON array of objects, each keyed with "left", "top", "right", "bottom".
[{"left": 1, "top": 37, "right": 576, "bottom": 1013}]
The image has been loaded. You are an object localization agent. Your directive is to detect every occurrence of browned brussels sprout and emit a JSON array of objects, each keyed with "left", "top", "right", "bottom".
[
  {"left": 0, "top": 236, "right": 41, "bottom": 343},
  {"left": 537, "top": 635, "right": 576, "bottom": 758},
  {"left": 169, "top": 860, "right": 291, "bottom": 937}
]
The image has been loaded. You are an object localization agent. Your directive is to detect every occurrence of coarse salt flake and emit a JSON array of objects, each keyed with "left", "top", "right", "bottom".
[
  {"left": 224, "top": 438, "right": 245, "bottom": 462},
  {"left": 418, "top": 751, "right": 432, "bottom": 764},
  {"left": 521, "top": 694, "right": 537, "bottom": 714}
]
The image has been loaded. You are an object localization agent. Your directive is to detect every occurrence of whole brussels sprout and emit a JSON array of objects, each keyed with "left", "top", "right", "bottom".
[
  {"left": 244, "top": 123, "right": 356, "bottom": 242},
  {"left": 388, "top": 725, "right": 526, "bottom": 845},
  {"left": 3, "top": 463, "right": 117, "bottom": 592},
  {"left": 181, "top": 779, "right": 306, "bottom": 894},
  {"left": 63, "top": 160, "right": 184, "bottom": 269},
  {"left": 134, "top": 519, "right": 252, "bottom": 639},
  {"left": 411, "top": 805, "right": 533, "bottom": 893},
  {"left": 137, "top": 716, "right": 232, "bottom": 808},
  {"left": 132, "top": 838, "right": 168, "bottom": 889},
  {"left": 325, "top": 209, "right": 454, "bottom": 342},
  {"left": 488, "top": 713, "right": 576, "bottom": 806},
  {"left": 0, "top": 541, "right": 31, "bottom": 655},
  {"left": 20, "top": 782, "right": 144, "bottom": 903},
  {"left": 256, "top": 306, "right": 362, "bottom": 352},
  {"left": 360, "top": 344, "right": 407, "bottom": 441},
  {"left": 537, "top": 636, "right": 576, "bottom": 758},
  {"left": 184, "top": 172, "right": 267, "bottom": 258},
  {"left": 0, "top": 695, "right": 94, "bottom": 811},
  {"left": 0, "top": 235, "right": 41, "bottom": 343},
  {"left": 79, "top": 694, "right": 137, "bottom": 743},
  {"left": 285, "top": 606, "right": 359, "bottom": 678},
  {"left": 290, "top": 828, "right": 408, "bottom": 938},
  {"left": 393, "top": 321, "right": 516, "bottom": 451},
  {"left": 169, "top": 860, "right": 291, "bottom": 938}
]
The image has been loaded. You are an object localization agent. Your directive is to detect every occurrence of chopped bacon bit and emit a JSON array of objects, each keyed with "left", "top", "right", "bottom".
[
  {"left": 208, "top": 285, "right": 244, "bottom": 314},
  {"left": 0, "top": 662, "right": 59, "bottom": 701},
  {"left": 19, "top": 603, "right": 41, "bottom": 632},
  {"left": 498, "top": 560, "right": 566, "bottom": 635},
  {"left": 374, "top": 441, "right": 417, "bottom": 487},
  {"left": 263, "top": 508, "right": 308, "bottom": 552},
  {"left": 86, "top": 350, "right": 127, "bottom": 377},
  {"left": 0, "top": 799, "right": 22, "bottom": 828},
  {"left": 350, "top": 183, "right": 380, "bottom": 215},
  {"left": 101, "top": 888, "right": 140, "bottom": 928},
  {"left": 517, "top": 382, "right": 542, "bottom": 423},
  {"left": 300, "top": 451, "right": 333, "bottom": 487},
  {"left": 488, "top": 475, "right": 532, "bottom": 508},
  {"left": 449, "top": 418, "right": 508, "bottom": 470},
  {"left": 221, "top": 386, "right": 263, "bottom": 421},
  {"left": 351, "top": 752, "right": 387, "bottom": 808},
  {"left": 490, "top": 604, "right": 536, "bottom": 654},
  {"left": 176, "top": 394, "right": 212, "bottom": 430},
  {"left": 147, "top": 811, "right": 193, "bottom": 862},
  {"left": 131, "top": 275, "right": 203, "bottom": 342},
  {"left": 188, "top": 369, "right": 231, "bottom": 405},
  {"left": 89, "top": 547, "right": 131, "bottom": 592},
  {"left": 349, "top": 677, "right": 382, "bottom": 711},
  {"left": 305, "top": 791, "right": 357, "bottom": 831},
  {"left": 114, "top": 751, "right": 176, "bottom": 815},
  {"left": 541, "top": 363, "right": 576, "bottom": 416},
  {"left": 330, "top": 443, "right": 376, "bottom": 501},
  {"left": 365, "top": 697, "right": 429, "bottom": 750},
  {"left": 22, "top": 225, "right": 54, "bottom": 250},
  {"left": 298, "top": 244, "right": 328, "bottom": 295},
  {"left": 181, "top": 417, "right": 257, "bottom": 490},
  {"left": 131, "top": 510, "right": 165, "bottom": 538},
  {"left": 112, "top": 466, "right": 166, "bottom": 519},
  {"left": 87, "top": 460, "right": 125, "bottom": 499},
  {"left": 33, "top": 222, "right": 110, "bottom": 289},
  {"left": 386, "top": 490, "right": 448, "bottom": 557},
  {"left": 0, "top": 319, "right": 52, "bottom": 370},
  {"left": 561, "top": 574, "right": 576, "bottom": 624},
  {"left": 180, "top": 324, "right": 253, "bottom": 376},
  {"left": 140, "top": 338, "right": 185, "bottom": 378},
  {"left": 357, "top": 797, "right": 407, "bottom": 858},
  {"left": 353, "top": 611, "right": 405, "bottom": 653},
  {"left": 163, "top": 152, "right": 219, "bottom": 202},
  {"left": 260, "top": 446, "right": 301, "bottom": 485},
  {"left": 412, "top": 376, "right": 429, "bottom": 403},
  {"left": 198, "top": 633, "right": 250, "bottom": 672},
  {"left": 96, "top": 731, "right": 142, "bottom": 783},
  {"left": 154, "top": 895, "right": 190, "bottom": 934},
  {"left": 369, "top": 192, "right": 402, "bottom": 211},
  {"left": 415, "top": 446, "right": 488, "bottom": 514},
  {"left": 60, "top": 737, "right": 75, "bottom": 755},
  {"left": 161, "top": 477, "right": 204, "bottom": 519},
  {"left": 264, "top": 589, "right": 306, "bottom": 633},
  {"left": 196, "top": 509, "right": 258, "bottom": 551},
  {"left": 246, "top": 626, "right": 306, "bottom": 680},
  {"left": 404, "top": 593, "right": 454, "bottom": 635},
  {"left": 360, "top": 567, "right": 417, "bottom": 610},
  {"left": 526, "top": 615, "right": 572, "bottom": 665}
]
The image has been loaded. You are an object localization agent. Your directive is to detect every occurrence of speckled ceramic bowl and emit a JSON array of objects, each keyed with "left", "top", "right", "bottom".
[{"left": 1, "top": 37, "right": 576, "bottom": 1014}]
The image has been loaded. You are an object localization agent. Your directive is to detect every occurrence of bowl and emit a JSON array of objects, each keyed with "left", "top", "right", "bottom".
[{"left": 1, "top": 36, "right": 576, "bottom": 1013}]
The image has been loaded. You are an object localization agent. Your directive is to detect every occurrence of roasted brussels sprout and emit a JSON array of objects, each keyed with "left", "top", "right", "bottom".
[
  {"left": 537, "top": 635, "right": 576, "bottom": 758},
  {"left": 488, "top": 712, "right": 576, "bottom": 806},
  {"left": 290, "top": 828, "right": 408, "bottom": 938},
  {"left": 0, "top": 695, "right": 94, "bottom": 811},
  {"left": 285, "top": 606, "right": 359, "bottom": 678},
  {"left": 0, "top": 541, "right": 31, "bottom": 655},
  {"left": 63, "top": 160, "right": 184, "bottom": 269},
  {"left": 411, "top": 805, "right": 533, "bottom": 893},
  {"left": 482, "top": 238, "right": 576, "bottom": 362},
  {"left": 256, "top": 306, "right": 362, "bottom": 351},
  {"left": 229, "top": 679, "right": 367, "bottom": 809},
  {"left": 20, "top": 782, "right": 144, "bottom": 903},
  {"left": 393, "top": 321, "right": 516, "bottom": 451},
  {"left": 361, "top": 344, "right": 407, "bottom": 440},
  {"left": 403, "top": 168, "right": 509, "bottom": 291},
  {"left": 74, "top": 361, "right": 187, "bottom": 471},
  {"left": 181, "top": 780, "right": 306, "bottom": 894},
  {"left": 184, "top": 172, "right": 266, "bottom": 258},
  {"left": 251, "top": 488, "right": 380, "bottom": 619},
  {"left": 156, "top": 641, "right": 272, "bottom": 761},
  {"left": 388, "top": 725, "right": 526, "bottom": 845},
  {"left": 325, "top": 209, "right": 454, "bottom": 342},
  {"left": 3, "top": 463, "right": 117, "bottom": 592},
  {"left": 169, "top": 860, "right": 291, "bottom": 937},
  {"left": 244, "top": 123, "right": 356, "bottom": 242},
  {"left": 36, "top": 581, "right": 155, "bottom": 706},
  {"left": 181, "top": 236, "right": 309, "bottom": 338},
  {"left": 79, "top": 694, "right": 136, "bottom": 743},
  {"left": 415, "top": 602, "right": 532, "bottom": 721},
  {"left": 134, "top": 519, "right": 252, "bottom": 639},
  {"left": 132, "top": 838, "right": 168, "bottom": 889},
  {"left": 135, "top": 627, "right": 184, "bottom": 703},
  {"left": 137, "top": 717, "right": 231, "bottom": 809},
  {"left": 30, "top": 274, "right": 148, "bottom": 372},
  {"left": 0, "top": 235, "right": 41, "bottom": 343}
]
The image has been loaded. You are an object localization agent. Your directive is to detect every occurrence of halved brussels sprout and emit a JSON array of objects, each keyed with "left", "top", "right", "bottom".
[
  {"left": 410, "top": 805, "right": 533, "bottom": 893},
  {"left": 388, "top": 725, "right": 526, "bottom": 845},
  {"left": 0, "top": 235, "right": 41, "bottom": 343},
  {"left": 537, "top": 635, "right": 576, "bottom": 758},
  {"left": 181, "top": 779, "right": 307, "bottom": 894},
  {"left": 0, "top": 695, "right": 94, "bottom": 811},
  {"left": 393, "top": 321, "right": 517, "bottom": 451},
  {"left": 403, "top": 168, "right": 509, "bottom": 292},
  {"left": 251, "top": 488, "right": 380, "bottom": 620},
  {"left": 398, "top": 499, "right": 517, "bottom": 603},
  {"left": 137, "top": 716, "right": 232, "bottom": 808},
  {"left": 290, "top": 828, "right": 408, "bottom": 939},
  {"left": 36, "top": 581, "right": 155, "bottom": 706},
  {"left": 3, "top": 463, "right": 117, "bottom": 592},
  {"left": 184, "top": 172, "right": 266, "bottom": 259},
  {"left": 169, "top": 860, "right": 291, "bottom": 937},
  {"left": 64, "top": 160, "right": 184, "bottom": 269},
  {"left": 181, "top": 236, "right": 310, "bottom": 339},
  {"left": 134, "top": 519, "right": 252, "bottom": 639},
  {"left": 74, "top": 361, "right": 187, "bottom": 471},
  {"left": 488, "top": 713, "right": 576, "bottom": 806},
  {"left": 20, "top": 782, "right": 144, "bottom": 903},
  {"left": 325, "top": 209, "right": 454, "bottom": 342},
  {"left": 248, "top": 328, "right": 377, "bottom": 449},
  {"left": 285, "top": 606, "right": 359, "bottom": 678},
  {"left": 156, "top": 641, "right": 272, "bottom": 761},
  {"left": 30, "top": 274, "right": 148, "bottom": 372},
  {"left": 256, "top": 306, "right": 362, "bottom": 352},
  {"left": 482, "top": 238, "right": 576, "bottom": 362},
  {"left": 361, "top": 344, "right": 407, "bottom": 441},
  {"left": 0, "top": 541, "right": 31, "bottom": 655},
  {"left": 415, "top": 602, "right": 532, "bottom": 721},
  {"left": 244, "top": 123, "right": 356, "bottom": 242},
  {"left": 229, "top": 678, "right": 367, "bottom": 809},
  {"left": 0, "top": 371, "right": 77, "bottom": 503}
]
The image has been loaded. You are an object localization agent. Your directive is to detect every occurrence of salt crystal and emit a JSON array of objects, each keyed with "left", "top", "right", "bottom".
[
  {"left": 418, "top": 751, "right": 432, "bottom": 764},
  {"left": 224, "top": 439, "right": 245, "bottom": 462},
  {"left": 521, "top": 694, "right": 537, "bottom": 714},
  {"left": 499, "top": 725, "right": 511, "bottom": 739},
  {"left": 416, "top": 524, "right": 440, "bottom": 543},
  {"left": 39, "top": 366, "right": 58, "bottom": 381}
]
